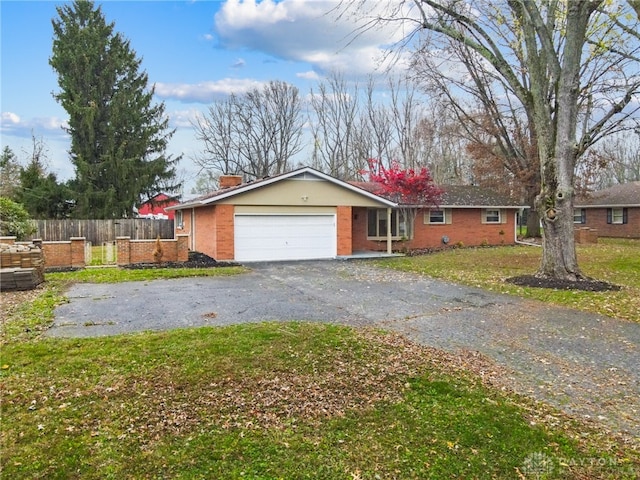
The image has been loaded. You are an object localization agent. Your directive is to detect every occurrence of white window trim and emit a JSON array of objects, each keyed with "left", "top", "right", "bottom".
[
  {"left": 425, "top": 208, "right": 452, "bottom": 225},
  {"left": 482, "top": 208, "right": 502, "bottom": 224}
]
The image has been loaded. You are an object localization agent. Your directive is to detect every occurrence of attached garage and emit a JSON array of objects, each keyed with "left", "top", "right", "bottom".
[
  {"left": 168, "top": 167, "right": 397, "bottom": 262},
  {"left": 234, "top": 214, "right": 336, "bottom": 262}
]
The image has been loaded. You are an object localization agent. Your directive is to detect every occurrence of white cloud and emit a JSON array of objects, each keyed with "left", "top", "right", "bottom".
[
  {"left": 1, "top": 111, "right": 68, "bottom": 138},
  {"left": 2, "top": 111, "right": 21, "bottom": 125},
  {"left": 297, "top": 70, "right": 320, "bottom": 80},
  {"left": 154, "top": 78, "right": 266, "bottom": 103},
  {"left": 168, "top": 109, "right": 202, "bottom": 129},
  {"left": 214, "top": 0, "right": 419, "bottom": 78}
]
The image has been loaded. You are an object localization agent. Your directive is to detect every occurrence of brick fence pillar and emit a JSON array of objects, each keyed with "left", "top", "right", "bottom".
[
  {"left": 116, "top": 236, "right": 131, "bottom": 266},
  {"left": 176, "top": 234, "right": 189, "bottom": 262},
  {"left": 70, "top": 237, "right": 86, "bottom": 267},
  {"left": 0, "top": 236, "right": 17, "bottom": 245}
]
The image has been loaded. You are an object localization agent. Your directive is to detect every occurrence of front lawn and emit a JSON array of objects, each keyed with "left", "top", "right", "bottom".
[
  {"left": 2, "top": 322, "right": 638, "bottom": 479},
  {"left": 375, "top": 238, "right": 640, "bottom": 323}
]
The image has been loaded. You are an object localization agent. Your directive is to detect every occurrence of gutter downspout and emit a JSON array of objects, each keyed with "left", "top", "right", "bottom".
[
  {"left": 386, "top": 207, "right": 392, "bottom": 254},
  {"left": 191, "top": 207, "right": 196, "bottom": 251}
]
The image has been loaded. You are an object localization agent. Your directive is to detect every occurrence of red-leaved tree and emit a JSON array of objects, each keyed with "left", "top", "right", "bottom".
[{"left": 363, "top": 158, "right": 443, "bottom": 239}]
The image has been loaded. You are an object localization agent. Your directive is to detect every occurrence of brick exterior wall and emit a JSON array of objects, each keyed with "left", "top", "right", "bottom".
[
  {"left": 193, "top": 205, "right": 218, "bottom": 258},
  {"left": 176, "top": 209, "right": 192, "bottom": 249},
  {"left": 578, "top": 207, "right": 639, "bottom": 239},
  {"left": 352, "top": 207, "right": 518, "bottom": 252},
  {"left": 336, "top": 206, "right": 352, "bottom": 256},
  {"left": 215, "top": 204, "right": 235, "bottom": 260}
]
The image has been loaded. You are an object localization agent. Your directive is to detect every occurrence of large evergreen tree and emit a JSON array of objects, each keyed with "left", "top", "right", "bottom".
[{"left": 50, "top": 0, "right": 180, "bottom": 219}]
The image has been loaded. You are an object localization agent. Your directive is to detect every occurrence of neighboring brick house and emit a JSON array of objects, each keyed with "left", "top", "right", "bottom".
[
  {"left": 167, "top": 166, "right": 527, "bottom": 262},
  {"left": 137, "top": 193, "right": 180, "bottom": 220},
  {"left": 574, "top": 182, "right": 640, "bottom": 239}
]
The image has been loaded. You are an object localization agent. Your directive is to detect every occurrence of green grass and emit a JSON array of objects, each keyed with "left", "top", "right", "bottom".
[
  {"left": 2, "top": 322, "right": 637, "bottom": 479},
  {"left": 375, "top": 238, "right": 640, "bottom": 323},
  {"left": 86, "top": 244, "right": 117, "bottom": 266},
  {"left": 48, "top": 264, "right": 246, "bottom": 284}
]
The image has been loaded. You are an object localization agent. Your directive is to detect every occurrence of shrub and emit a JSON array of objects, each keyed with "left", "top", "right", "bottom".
[{"left": 0, "top": 197, "right": 36, "bottom": 240}]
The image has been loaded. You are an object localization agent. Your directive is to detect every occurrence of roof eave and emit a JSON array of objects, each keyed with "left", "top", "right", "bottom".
[
  {"left": 574, "top": 203, "right": 639, "bottom": 208},
  {"left": 406, "top": 204, "right": 529, "bottom": 209}
]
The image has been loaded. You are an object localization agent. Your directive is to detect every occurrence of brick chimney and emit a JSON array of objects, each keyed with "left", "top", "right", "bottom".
[{"left": 219, "top": 175, "right": 243, "bottom": 188}]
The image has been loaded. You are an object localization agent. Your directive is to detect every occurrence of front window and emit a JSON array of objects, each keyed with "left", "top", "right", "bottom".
[
  {"left": 611, "top": 208, "right": 624, "bottom": 224},
  {"left": 175, "top": 210, "right": 184, "bottom": 229},
  {"left": 427, "top": 209, "right": 445, "bottom": 224},
  {"left": 484, "top": 209, "right": 501, "bottom": 223},
  {"left": 573, "top": 208, "right": 585, "bottom": 224},
  {"left": 367, "top": 209, "right": 408, "bottom": 239}
]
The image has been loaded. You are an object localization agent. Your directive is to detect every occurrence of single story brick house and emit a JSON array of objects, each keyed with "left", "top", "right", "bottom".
[
  {"left": 167, "top": 167, "right": 526, "bottom": 262},
  {"left": 574, "top": 182, "right": 639, "bottom": 238}
]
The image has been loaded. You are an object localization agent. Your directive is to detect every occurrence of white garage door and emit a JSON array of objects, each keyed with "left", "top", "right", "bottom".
[{"left": 234, "top": 214, "right": 337, "bottom": 262}]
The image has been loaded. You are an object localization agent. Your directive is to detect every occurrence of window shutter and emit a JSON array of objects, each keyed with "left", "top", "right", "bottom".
[
  {"left": 623, "top": 208, "right": 628, "bottom": 224},
  {"left": 481, "top": 209, "right": 486, "bottom": 224},
  {"left": 607, "top": 208, "right": 612, "bottom": 224},
  {"left": 445, "top": 209, "right": 452, "bottom": 224},
  {"left": 581, "top": 209, "right": 586, "bottom": 224},
  {"left": 501, "top": 209, "right": 507, "bottom": 224}
]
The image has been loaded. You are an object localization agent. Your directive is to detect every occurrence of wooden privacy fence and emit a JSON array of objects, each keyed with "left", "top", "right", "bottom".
[{"left": 24, "top": 219, "right": 174, "bottom": 244}]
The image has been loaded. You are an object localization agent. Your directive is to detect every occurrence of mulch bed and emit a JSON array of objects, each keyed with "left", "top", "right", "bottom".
[
  {"left": 122, "top": 251, "right": 239, "bottom": 270},
  {"left": 506, "top": 275, "right": 621, "bottom": 292}
]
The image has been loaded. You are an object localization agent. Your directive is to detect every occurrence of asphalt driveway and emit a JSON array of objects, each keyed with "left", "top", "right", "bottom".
[{"left": 49, "top": 260, "right": 640, "bottom": 440}]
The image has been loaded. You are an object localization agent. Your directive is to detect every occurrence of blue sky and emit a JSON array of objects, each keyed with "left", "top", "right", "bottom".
[{"left": 1, "top": 0, "right": 415, "bottom": 191}]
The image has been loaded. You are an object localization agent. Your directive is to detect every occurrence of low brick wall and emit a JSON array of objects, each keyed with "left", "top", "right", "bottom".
[
  {"left": 117, "top": 235, "right": 189, "bottom": 266},
  {"left": 38, "top": 237, "right": 86, "bottom": 268},
  {"left": 575, "top": 227, "right": 598, "bottom": 244},
  {"left": 1, "top": 235, "right": 189, "bottom": 269}
]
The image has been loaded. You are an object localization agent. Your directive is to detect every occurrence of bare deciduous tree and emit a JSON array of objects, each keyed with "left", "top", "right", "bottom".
[
  {"left": 577, "top": 132, "right": 640, "bottom": 190},
  {"left": 309, "top": 72, "right": 361, "bottom": 179},
  {"left": 340, "top": 0, "right": 640, "bottom": 281},
  {"left": 193, "top": 80, "right": 304, "bottom": 182}
]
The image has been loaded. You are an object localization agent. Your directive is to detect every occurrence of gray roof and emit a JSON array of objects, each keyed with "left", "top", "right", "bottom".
[
  {"left": 575, "top": 182, "right": 640, "bottom": 207},
  {"left": 438, "top": 185, "right": 525, "bottom": 208},
  {"left": 351, "top": 182, "right": 525, "bottom": 208}
]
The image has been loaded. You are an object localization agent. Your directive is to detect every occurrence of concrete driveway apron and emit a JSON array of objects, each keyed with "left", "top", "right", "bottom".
[{"left": 49, "top": 260, "right": 640, "bottom": 440}]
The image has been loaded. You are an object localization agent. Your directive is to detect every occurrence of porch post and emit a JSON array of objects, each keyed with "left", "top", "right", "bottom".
[{"left": 386, "top": 207, "right": 392, "bottom": 254}]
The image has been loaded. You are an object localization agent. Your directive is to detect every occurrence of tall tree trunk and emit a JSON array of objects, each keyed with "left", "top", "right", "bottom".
[
  {"left": 525, "top": 184, "right": 541, "bottom": 237},
  {"left": 532, "top": 1, "right": 593, "bottom": 281},
  {"left": 536, "top": 184, "right": 581, "bottom": 279}
]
